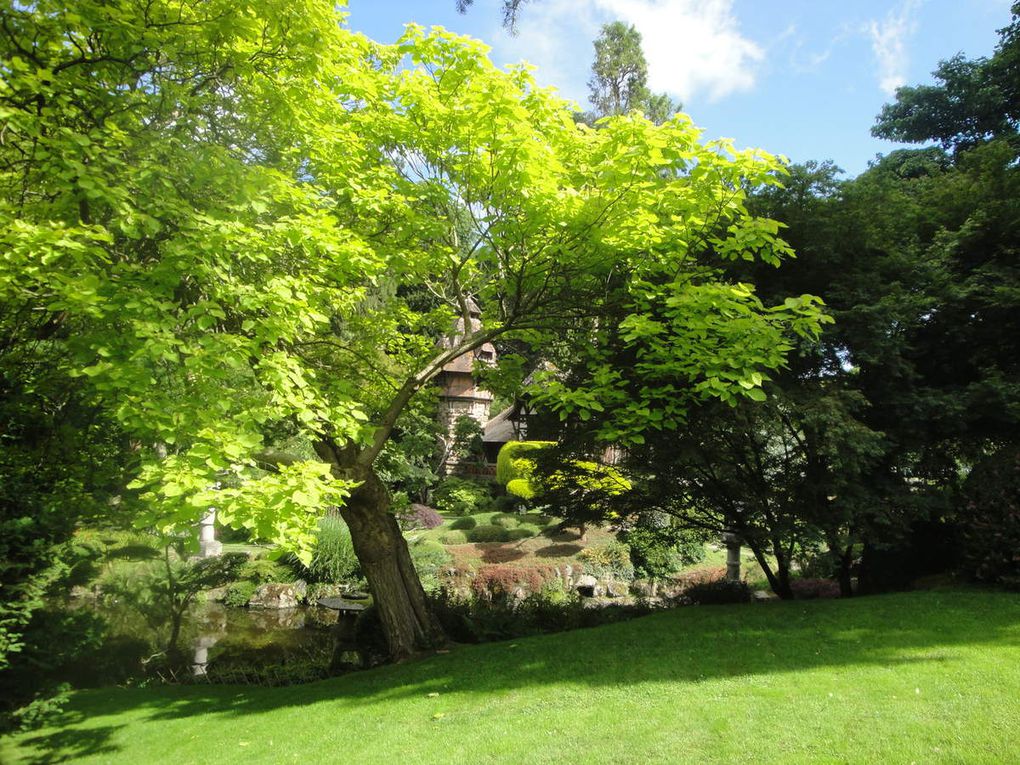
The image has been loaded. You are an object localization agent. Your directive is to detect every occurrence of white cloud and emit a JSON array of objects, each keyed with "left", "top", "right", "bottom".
[
  {"left": 487, "top": 0, "right": 764, "bottom": 105},
  {"left": 595, "top": 0, "right": 764, "bottom": 103},
  {"left": 866, "top": 0, "right": 922, "bottom": 95}
]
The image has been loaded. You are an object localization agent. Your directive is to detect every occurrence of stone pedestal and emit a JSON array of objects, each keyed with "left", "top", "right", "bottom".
[
  {"left": 198, "top": 508, "right": 222, "bottom": 558},
  {"left": 723, "top": 531, "right": 741, "bottom": 582}
]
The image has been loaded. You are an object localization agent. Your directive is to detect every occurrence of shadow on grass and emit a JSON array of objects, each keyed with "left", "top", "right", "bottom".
[
  {"left": 12, "top": 589, "right": 1020, "bottom": 762},
  {"left": 533, "top": 543, "right": 583, "bottom": 558},
  {"left": 16, "top": 726, "right": 121, "bottom": 765},
  {"left": 480, "top": 546, "right": 528, "bottom": 564}
]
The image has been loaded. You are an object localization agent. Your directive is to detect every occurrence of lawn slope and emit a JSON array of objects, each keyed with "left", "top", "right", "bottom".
[{"left": 4, "top": 589, "right": 1019, "bottom": 764}]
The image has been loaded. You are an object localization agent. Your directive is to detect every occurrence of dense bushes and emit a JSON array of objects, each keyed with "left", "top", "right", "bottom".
[
  {"left": 623, "top": 519, "right": 705, "bottom": 579},
  {"left": 431, "top": 478, "right": 493, "bottom": 515},
  {"left": 429, "top": 586, "right": 650, "bottom": 644},
  {"left": 238, "top": 558, "right": 294, "bottom": 585},
  {"left": 577, "top": 542, "right": 634, "bottom": 581},
  {"left": 684, "top": 579, "right": 752, "bottom": 605},
  {"left": 960, "top": 446, "right": 1020, "bottom": 589}
]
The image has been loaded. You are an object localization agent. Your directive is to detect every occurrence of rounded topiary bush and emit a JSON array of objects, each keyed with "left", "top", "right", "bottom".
[
  {"left": 468, "top": 524, "right": 511, "bottom": 543},
  {"left": 492, "top": 514, "right": 519, "bottom": 530},
  {"left": 439, "top": 530, "right": 469, "bottom": 545},
  {"left": 449, "top": 516, "right": 478, "bottom": 531},
  {"left": 505, "top": 528, "right": 534, "bottom": 541}
]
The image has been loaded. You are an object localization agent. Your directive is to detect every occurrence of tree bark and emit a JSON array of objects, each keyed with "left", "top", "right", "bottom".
[{"left": 318, "top": 442, "right": 444, "bottom": 661}]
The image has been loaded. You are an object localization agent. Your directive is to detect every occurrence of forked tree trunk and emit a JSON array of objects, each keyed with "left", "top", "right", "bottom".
[{"left": 330, "top": 459, "right": 444, "bottom": 660}]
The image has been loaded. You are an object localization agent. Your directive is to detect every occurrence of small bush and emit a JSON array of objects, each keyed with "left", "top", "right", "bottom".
[
  {"left": 468, "top": 524, "right": 511, "bottom": 543},
  {"left": 431, "top": 477, "right": 493, "bottom": 515},
  {"left": 224, "top": 580, "right": 257, "bottom": 608},
  {"left": 449, "top": 516, "right": 478, "bottom": 531},
  {"left": 623, "top": 521, "right": 705, "bottom": 580},
  {"left": 408, "top": 540, "right": 453, "bottom": 593},
  {"left": 398, "top": 504, "right": 444, "bottom": 531},
  {"left": 577, "top": 542, "right": 635, "bottom": 581},
  {"left": 494, "top": 494, "right": 526, "bottom": 513},
  {"left": 790, "top": 578, "right": 841, "bottom": 599},
  {"left": 505, "top": 528, "right": 535, "bottom": 541},
  {"left": 308, "top": 515, "right": 359, "bottom": 584},
  {"left": 492, "top": 514, "right": 520, "bottom": 530},
  {"left": 238, "top": 558, "right": 294, "bottom": 585},
  {"left": 439, "top": 530, "right": 469, "bottom": 545},
  {"left": 684, "top": 579, "right": 751, "bottom": 605}
]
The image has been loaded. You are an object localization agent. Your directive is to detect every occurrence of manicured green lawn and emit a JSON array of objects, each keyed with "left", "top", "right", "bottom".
[{"left": 5, "top": 589, "right": 1018, "bottom": 764}]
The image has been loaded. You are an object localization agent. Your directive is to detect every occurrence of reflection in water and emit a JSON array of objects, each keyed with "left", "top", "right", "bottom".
[{"left": 67, "top": 599, "right": 337, "bottom": 685}]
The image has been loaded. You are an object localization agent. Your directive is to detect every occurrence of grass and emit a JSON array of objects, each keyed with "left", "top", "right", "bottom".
[{"left": 5, "top": 588, "right": 1019, "bottom": 764}]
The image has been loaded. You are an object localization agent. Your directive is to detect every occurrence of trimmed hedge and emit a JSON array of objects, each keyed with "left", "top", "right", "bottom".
[{"left": 496, "top": 441, "right": 554, "bottom": 485}]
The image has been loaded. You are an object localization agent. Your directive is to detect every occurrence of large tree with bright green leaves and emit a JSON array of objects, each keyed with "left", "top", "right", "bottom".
[{"left": 2, "top": 1, "right": 824, "bottom": 658}]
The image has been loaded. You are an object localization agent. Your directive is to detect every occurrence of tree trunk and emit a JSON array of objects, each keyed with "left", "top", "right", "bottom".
[
  {"left": 748, "top": 543, "right": 794, "bottom": 600},
  {"left": 835, "top": 548, "right": 854, "bottom": 598},
  {"left": 336, "top": 464, "right": 444, "bottom": 661}
]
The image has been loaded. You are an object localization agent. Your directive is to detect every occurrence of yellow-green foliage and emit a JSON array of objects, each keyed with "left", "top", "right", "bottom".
[
  {"left": 506, "top": 478, "right": 536, "bottom": 500},
  {"left": 565, "top": 461, "right": 631, "bottom": 495},
  {"left": 496, "top": 441, "right": 554, "bottom": 485}
]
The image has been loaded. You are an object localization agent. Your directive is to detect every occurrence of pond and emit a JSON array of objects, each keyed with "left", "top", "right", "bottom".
[{"left": 61, "top": 598, "right": 358, "bottom": 687}]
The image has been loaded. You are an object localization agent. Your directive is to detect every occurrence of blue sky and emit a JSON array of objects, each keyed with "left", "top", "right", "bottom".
[{"left": 346, "top": 0, "right": 1011, "bottom": 177}]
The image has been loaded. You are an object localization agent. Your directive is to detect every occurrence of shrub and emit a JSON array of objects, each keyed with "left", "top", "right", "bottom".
[
  {"left": 496, "top": 441, "right": 555, "bottom": 484},
  {"left": 237, "top": 557, "right": 294, "bottom": 586},
  {"left": 492, "top": 514, "right": 519, "bottom": 530},
  {"left": 408, "top": 540, "right": 453, "bottom": 593},
  {"left": 506, "top": 478, "right": 536, "bottom": 500},
  {"left": 494, "top": 494, "right": 526, "bottom": 513},
  {"left": 960, "top": 445, "right": 1020, "bottom": 590},
  {"left": 684, "top": 579, "right": 752, "bottom": 605},
  {"left": 468, "top": 524, "right": 511, "bottom": 543},
  {"left": 449, "top": 516, "right": 478, "bottom": 531},
  {"left": 223, "top": 580, "right": 258, "bottom": 608},
  {"left": 790, "top": 578, "right": 841, "bottom": 599},
  {"left": 429, "top": 584, "right": 650, "bottom": 643},
  {"left": 439, "top": 530, "right": 468, "bottom": 545},
  {"left": 308, "top": 515, "right": 359, "bottom": 584},
  {"left": 431, "top": 477, "right": 492, "bottom": 515},
  {"left": 623, "top": 521, "right": 705, "bottom": 580},
  {"left": 577, "top": 542, "right": 635, "bottom": 581},
  {"left": 398, "top": 504, "right": 443, "bottom": 531},
  {"left": 471, "top": 564, "right": 558, "bottom": 599},
  {"left": 505, "top": 528, "right": 535, "bottom": 541}
]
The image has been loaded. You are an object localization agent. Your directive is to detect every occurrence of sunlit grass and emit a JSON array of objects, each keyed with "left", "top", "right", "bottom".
[{"left": 4, "top": 589, "right": 1018, "bottom": 764}]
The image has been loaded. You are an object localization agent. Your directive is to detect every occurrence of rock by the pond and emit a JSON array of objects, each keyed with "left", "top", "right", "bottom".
[
  {"left": 316, "top": 596, "right": 368, "bottom": 612},
  {"left": 249, "top": 580, "right": 307, "bottom": 609},
  {"left": 604, "top": 581, "right": 627, "bottom": 598},
  {"left": 575, "top": 574, "right": 602, "bottom": 598}
]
